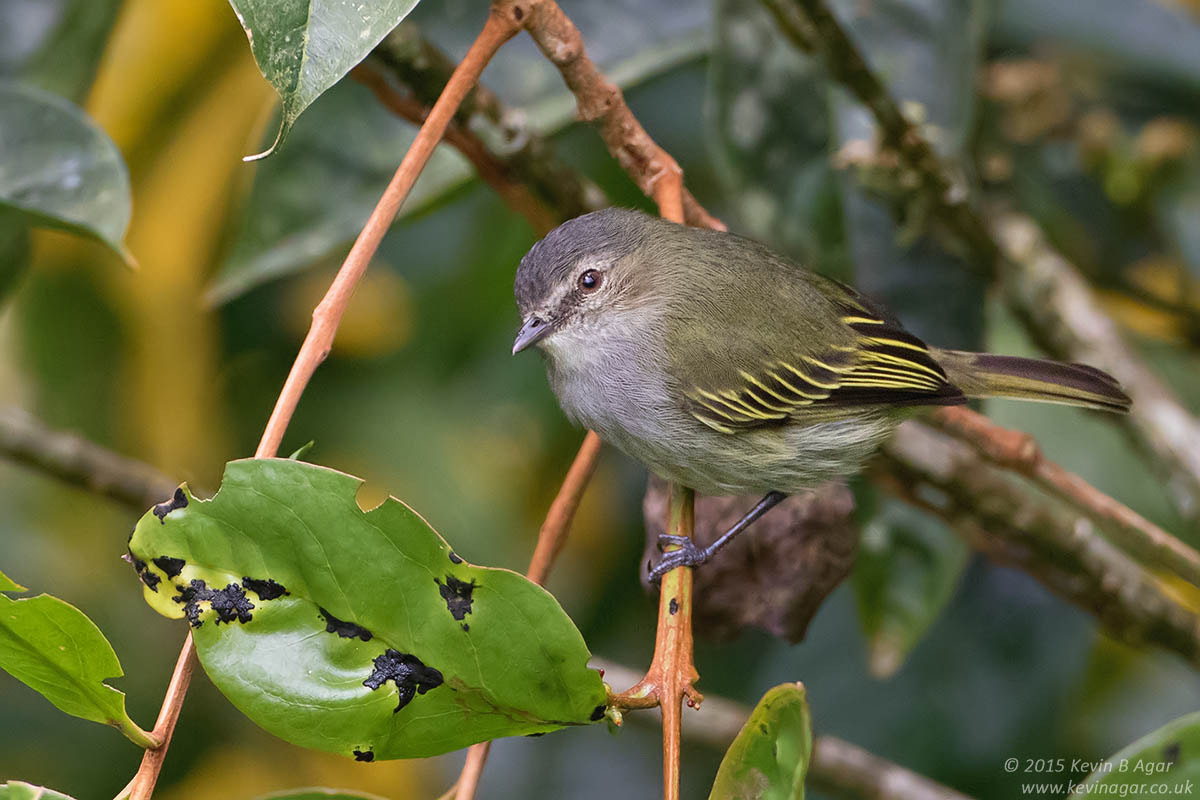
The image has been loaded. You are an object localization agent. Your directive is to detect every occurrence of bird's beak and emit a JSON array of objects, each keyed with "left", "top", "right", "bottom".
[{"left": 512, "top": 315, "right": 551, "bottom": 355}]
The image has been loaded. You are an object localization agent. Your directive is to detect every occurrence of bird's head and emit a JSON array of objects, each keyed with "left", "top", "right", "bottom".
[{"left": 512, "top": 207, "right": 658, "bottom": 357}]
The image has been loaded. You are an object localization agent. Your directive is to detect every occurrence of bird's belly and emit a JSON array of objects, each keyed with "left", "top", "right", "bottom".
[
  {"left": 621, "top": 413, "right": 899, "bottom": 496},
  {"left": 556, "top": 366, "right": 898, "bottom": 494}
]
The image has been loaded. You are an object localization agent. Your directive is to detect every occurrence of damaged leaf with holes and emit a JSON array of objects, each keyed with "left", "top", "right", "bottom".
[
  {"left": 709, "top": 683, "right": 812, "bottom": 800},
  {"left": 127, "top": 459, "right": 606, "bottom": 760}
]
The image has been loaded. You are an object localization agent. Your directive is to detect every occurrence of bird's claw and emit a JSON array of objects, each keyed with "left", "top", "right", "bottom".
[{"left": 648, "top": 535, "right": 709, "bottom": 584}]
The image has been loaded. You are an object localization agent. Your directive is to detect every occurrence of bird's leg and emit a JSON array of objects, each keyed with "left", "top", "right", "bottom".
[{"left": 648, "top": 491, "right": 788, "bottom": 583}]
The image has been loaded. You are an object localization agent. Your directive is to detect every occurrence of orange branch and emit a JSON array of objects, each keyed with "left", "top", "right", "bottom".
[
  {"left": 128, "top": 635, "right": 196, "bottom": 800},
  {"left": 126, "top": 8, "right": 522, "bottom": 799},
  {"left": 931, "top": 406, "right": 1200, "bottom": 587}
]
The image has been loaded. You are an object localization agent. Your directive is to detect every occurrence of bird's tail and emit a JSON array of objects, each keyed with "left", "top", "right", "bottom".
[{"left": 932, "top": 349, "right": 1131, "bottom": 413}]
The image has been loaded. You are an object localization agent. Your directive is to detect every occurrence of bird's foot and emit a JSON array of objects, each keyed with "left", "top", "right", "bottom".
[{"left": 648, "top": 535, "right": 710, "bottom": 584}]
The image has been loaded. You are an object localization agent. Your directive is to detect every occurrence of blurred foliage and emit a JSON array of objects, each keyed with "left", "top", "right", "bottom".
[{"left": 0, "top": 0, "right": 1199, "bottom": 798}]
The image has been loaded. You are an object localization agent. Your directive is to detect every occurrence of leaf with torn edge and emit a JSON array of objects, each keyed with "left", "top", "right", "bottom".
[
  {"left": 129, "top": 459, "right": 607, "bottom": 760},
  {"left": 709, "top": 683, "right": 813, "bottom": 800},
  {"left": 0, "top": 83, "right": 132, "bottom": 263},
  {"left": 0, "top": 782, "right": 77, "bottom": 800},
  {"left": 0, "top": 571, "right": 153, "bottom": 747},
  {"left": 1077, "top": 711, "right": 1200, "bottom": 798},
  {"left": 227, "top": 0, "right": 423, "bottom": 159}
]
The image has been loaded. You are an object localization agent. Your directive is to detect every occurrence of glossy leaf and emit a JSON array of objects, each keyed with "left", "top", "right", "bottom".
[
  {"left": 0, "top": 782, "right": 76, "bottom": 800},
  {"left": 709, "top": 683, "right": 812, "bottom": 800},
  {"left": 0, "top": 0, "right": 123, "bottom": 100},
  {"left": 128, "top": 459, "right": 606, "bottom": 760},
  {"left": 256, "top": 790, "right": 389, "bottom": 800},
  {"left": 0, "top": 572, "right": 152, "bottom": 747},
  {"left": 0, "top": 83, "right": 131, "bottom": 260},
  {"left": 852, "top": 495, "right": 968, "bottom": 678},
  {"left": 1077, "top": 711, "right": 1200, "bottom": 797},
  {"left": 228, "top": 0, "right": 422, "bottom": 159}
]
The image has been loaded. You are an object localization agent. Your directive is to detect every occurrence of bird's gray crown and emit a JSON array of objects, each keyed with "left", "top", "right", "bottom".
[{"left": 514, "top": 207, "right": 651, "bottom": 312}]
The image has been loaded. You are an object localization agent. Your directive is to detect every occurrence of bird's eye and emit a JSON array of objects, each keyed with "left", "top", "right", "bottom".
[{"left": 578, "top": 269, "right": 603, "bottom": 292}]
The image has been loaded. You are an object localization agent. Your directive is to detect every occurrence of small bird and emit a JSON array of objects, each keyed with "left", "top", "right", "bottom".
[{"left": 512, "top": 208, "right": 1131, "bottom": 580}]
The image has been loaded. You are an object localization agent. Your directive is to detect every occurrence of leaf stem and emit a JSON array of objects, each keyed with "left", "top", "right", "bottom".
[{"left": 116, "top": 716, "right": 161, "bottom": 750}]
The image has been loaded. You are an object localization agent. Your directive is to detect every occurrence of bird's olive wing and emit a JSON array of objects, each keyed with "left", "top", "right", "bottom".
[{"left": 682, "top": 293, "right": 964, "bottom": 434}]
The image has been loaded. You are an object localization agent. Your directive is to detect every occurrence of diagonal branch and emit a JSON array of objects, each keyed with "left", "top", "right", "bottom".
[
  {"left": 763, "top": 0, "right": 1200, "bottom": 521},
  {"left": 127, "top": 8, "right": 526, "bottom": 800},
  {"left": 875, "top": 421, "right": 1200, "bottom": 668},
  {"left": 931, "top": 406, "right": 1200, "bottom": 587}
]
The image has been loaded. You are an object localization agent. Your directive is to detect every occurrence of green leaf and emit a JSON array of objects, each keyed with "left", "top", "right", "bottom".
[
  {"left": 851, "top": 495, "right": 968, "bottom": 678},
  {"left": 0, "top": 0, "right": 124, "bottom": 101},
  {"left": 0, "top": 781, "right": 77, "bottom": 800},
  {"left": 129, "top": 459, "right": 607, "bottom": 760},
  {"left": 0, "top": 82, "right": 131, "bottom": 261},
  {"left": 0, "top": 573, "right": 154, "bottom": 747},
  {"left": 1077, "top": 711, "right": 1200, "bottom": 797},
  {"left": 228, "top": 0, "right": 423, "bottom": 159},
  {"left": 256, "top": 791, "right": 389, "bottom": 800},
  {"left": 708, "top": 683, "right": 812, "bottom": 800}
]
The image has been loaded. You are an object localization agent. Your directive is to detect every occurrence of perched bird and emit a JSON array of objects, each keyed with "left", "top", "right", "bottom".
[{"left": 512, "top": 208, "right": 1131, "bottom": 579}]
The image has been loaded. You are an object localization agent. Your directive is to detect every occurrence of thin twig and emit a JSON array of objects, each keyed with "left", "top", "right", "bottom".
[
  {"left": 510, "top": 0, "right": 723, "bottom": 230},
  {"left": 931, "top": 407, "right": 1200, "bottom": 587},
  {"left": 612, "top": 481, "right": 701, "bottom": 800},
  {"left": 254, "top": 8, "right": 522, "bottom": 460},
  {"left": 452, "top": 431, "right": 603, "bottom": 799},
  {"left": 126, "top": 8, "right": 524, "bottom": 799},
  {"left": 875, "top": 422, "right": 1200, "bottom": 668},
  {"left": 128, "top": 635, "right": 197, "bottom": 800},
  {"left": 764, "top": 0, "right": 1200, "bottom": 521}
]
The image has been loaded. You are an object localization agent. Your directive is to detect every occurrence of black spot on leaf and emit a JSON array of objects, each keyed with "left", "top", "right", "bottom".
[
  {"left": 669, "top": 598, "right": 678, "bottom": 615},
  {"left": 208, "top": 583, "right": 255, "bottom": 624},
  {"left": 153, "top": 487, "right": 188, "bottom": 523},
  {"left": 171, "top": 579, "right": 254, "bottom": 627},
  {"left": 363, "top": 649, "right": 444, "bottom": 713},
  {"left": 138, "top": 567, "right": 160, "bottom": 591},
  {"left": 1165, "top": 741, "right": 1182, "bottom": 765},
  {"left": 461, "top": 623, "right": 469, "bottom": 632},
  {"left": 353, "top": 748, "right": 375, "bottom": 762},
  {"left": 759, "top": 723, "right": 769, "bottom": 735},
  {"left": 435, "top": 575, "right": 476, "bottom": 621},
  {"left": 243, "top": 577, "right": 288, "bottom": 600},
  {"left": 129, "top": 555, "right": 161, "bottom": 591},
  {"left": 526, "top": 732, "right": 545, "bottom": 737},
  {"left": 153, "top": 556, "right": 185, "bottom": 578},
  {"left": 448, "top": 551, "right": 463, "bottom": 564},
  {"left": 319, "top": 607, "right": 373, "bottom": 641},
  {"left": 590, "top": 705, "right": 605, "bottom": 721}
]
